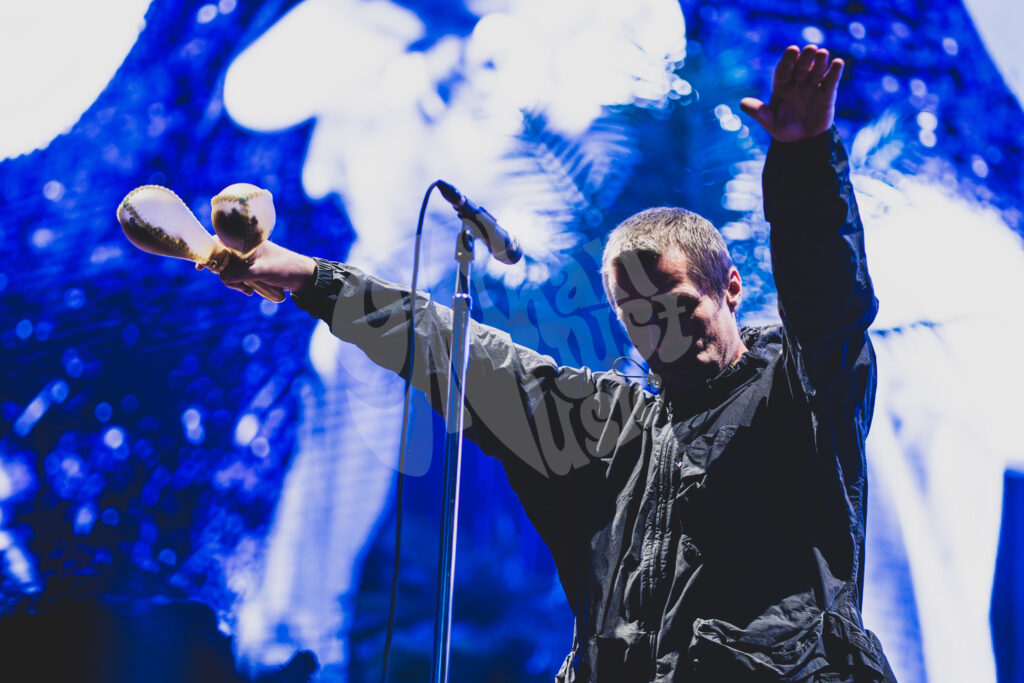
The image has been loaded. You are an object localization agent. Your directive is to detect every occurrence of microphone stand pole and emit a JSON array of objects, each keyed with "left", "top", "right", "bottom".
[{"left": 430, "top": 224, "right": 475, "bottom": 683}]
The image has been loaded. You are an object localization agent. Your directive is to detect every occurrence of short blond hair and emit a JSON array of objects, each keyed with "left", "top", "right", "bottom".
[{"left": 601, "top": 207, "right": 734, "bottom": 302}]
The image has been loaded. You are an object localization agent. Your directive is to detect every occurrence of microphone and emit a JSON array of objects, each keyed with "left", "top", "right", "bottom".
[{"left": 436, "top": 180, "right": 523, "bottom": 265}]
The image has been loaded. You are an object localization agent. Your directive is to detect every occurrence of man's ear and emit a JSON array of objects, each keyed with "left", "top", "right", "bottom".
[{"left": 725, "top": 267, "right": 743, "bottom": 313}]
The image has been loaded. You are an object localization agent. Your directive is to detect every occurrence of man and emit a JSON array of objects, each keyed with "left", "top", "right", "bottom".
[{"left": 215, "top": 45, "right": 896, "bottom": 681}]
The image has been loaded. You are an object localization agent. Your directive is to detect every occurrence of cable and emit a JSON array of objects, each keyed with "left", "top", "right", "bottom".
[
  {"left": 381, "top": 180, "right": 440, "bottom": 683},
  {"left": 612, "top": 356, "right": 661, "bottom": 394}
]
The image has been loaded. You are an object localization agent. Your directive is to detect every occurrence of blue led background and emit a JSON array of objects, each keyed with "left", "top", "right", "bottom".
[{"left": 1, "top": 1, "right": 1022, "bottom": 681}]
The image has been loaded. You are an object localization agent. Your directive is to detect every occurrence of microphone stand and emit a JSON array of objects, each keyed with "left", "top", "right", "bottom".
[{"left": 430, "top": 224, "right": 475, "bottom": 683}]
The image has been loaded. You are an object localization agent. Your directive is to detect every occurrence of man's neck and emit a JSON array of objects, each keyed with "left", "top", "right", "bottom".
[{"left": 659, "top": 339, "right": 749, "bottom": 408}]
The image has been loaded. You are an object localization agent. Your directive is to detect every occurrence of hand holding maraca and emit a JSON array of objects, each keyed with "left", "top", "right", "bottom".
[
  {"left": 210, "top": 239, "right": 317, "bottom": 296},
  {"left": 116, "top": 183, "right": 312, "bottom": 302}
]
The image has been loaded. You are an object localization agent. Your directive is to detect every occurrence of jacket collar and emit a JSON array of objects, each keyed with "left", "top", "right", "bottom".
[
  {"left": 705, "top": 326, "right": 772, "bottom": 390},
  {"left": 660, "top": 324, "right": 779, "bottom": 413}
]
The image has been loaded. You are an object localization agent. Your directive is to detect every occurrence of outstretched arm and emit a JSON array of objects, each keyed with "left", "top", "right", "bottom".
[{"left": 206, "top": 244, "right": 648, "bottom": 599}]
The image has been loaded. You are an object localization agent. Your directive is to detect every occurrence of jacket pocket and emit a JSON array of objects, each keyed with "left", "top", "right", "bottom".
[
  {"left": 685, "top": 609, "right": 889, "bottom": 682},
  {"left": 676, "top": 426, "right": 736, "bottom": 478},
  {"left": 673, "top": 426, "right": 737, "bottom": 534},
  {"left": 571, "top": 628, "right": 655, "bottom": 682},
  {"left": 812, "top": 611, "right": 890, "bottom": 682},
  {"left": 687, "top": 612, "right": 823, "bottom": 681}
]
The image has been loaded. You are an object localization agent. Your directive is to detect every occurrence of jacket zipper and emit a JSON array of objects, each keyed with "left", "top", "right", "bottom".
[{"left": 644, "top": 416, "right": 675, "bottom": 677}]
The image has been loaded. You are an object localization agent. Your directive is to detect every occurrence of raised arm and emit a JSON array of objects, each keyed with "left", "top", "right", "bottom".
[{"left": 741, "top": 45, "right": 878, "bottom": 395}]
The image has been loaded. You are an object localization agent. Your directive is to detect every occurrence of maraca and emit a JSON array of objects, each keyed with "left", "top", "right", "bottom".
[
  {"left": 210, "top": 183, "right": 275, "bottom": 256},
  {"left": 117, "top": 185, "right": 285, "bottom": 302}
]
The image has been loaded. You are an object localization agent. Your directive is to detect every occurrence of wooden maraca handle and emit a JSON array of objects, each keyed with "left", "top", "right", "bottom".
[{"left": 118, "top": 185, "right": 217, "bottom": 263}]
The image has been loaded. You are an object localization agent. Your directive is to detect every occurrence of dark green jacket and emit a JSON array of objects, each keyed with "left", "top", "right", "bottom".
[{"left": 294, "top": 128, "right": 894, "bottom": 682}]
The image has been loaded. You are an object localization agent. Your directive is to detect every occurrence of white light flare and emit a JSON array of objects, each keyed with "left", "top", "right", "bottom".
[{"left": 0, "top": 1, "right": 153, "bottom": 160}]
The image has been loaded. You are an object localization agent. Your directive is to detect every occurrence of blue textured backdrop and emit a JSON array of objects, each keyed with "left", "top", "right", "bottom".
[{"left": 0, "top": 1, "right": 1022, "bottom": 681}]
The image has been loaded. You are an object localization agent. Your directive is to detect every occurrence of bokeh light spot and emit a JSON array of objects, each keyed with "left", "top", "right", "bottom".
[
  {"left": 34, "top": 321, "right": 52, "bottom": 341},
  {"left": 43, "top": 180, "right": 65, "bottom": 202},
  {"left": 234, "top": 413, "right": 259, "bottom": 447},
  {"left": 103, "top": 426, "right": 126, "bottom": 449},
  {"left": 185, "top": 426, "right": 205, "bottom": 445},
  {"left": 101, "top": 508, "right": 120, "bottom": 526},
  {"left": 74, "top": 504, "right": 97, "bottom": 535},
  {"left": 971, "top": 155, "right": 990, "bottom": 177},
  {"left": 15, "top": 320, "right": 33, "bottom": 340},
  {"left": 242, "top": 333, "right": 262, "bottom": 354},
  {"left": 182, "top": 407, "right": 202, "bottom": 431},
  {"left": 50, "top": 380, "right": 69, "bottom": 403},
  {"left": 0, "top": 466, "right": 11, "bottom": 500},
  {"left": 196, "top": 4, "right": 217, "bottom": 24},
  {"left": 801, "top": 26, "right": 825, "bottom": 44},
  {"left": 251, "top": 437, "right": 270, "bottom": 458},
  {"left": 63, "top": 348, "right": 83, "bottom": 378},
  {"left": 259, "top": 299, "right": 279, "bottom": 317},
  {"left": 95, "top": 402, "right": 113, "bottom": 422},
  {"left": 64, "top": 288, "right": 86, "bottom": 309},
  {"left": 31, "top": 228, "right": 57, "bottom": 249}
]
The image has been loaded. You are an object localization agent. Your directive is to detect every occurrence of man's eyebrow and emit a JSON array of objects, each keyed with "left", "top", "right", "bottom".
[{"left": 654, "top": 289, "right": 698, "bottom": 302}]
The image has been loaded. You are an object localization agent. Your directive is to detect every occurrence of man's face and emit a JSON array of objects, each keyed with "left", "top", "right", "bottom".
[{"left": 608, "top": 248, "right": 742, "bottom": 385}]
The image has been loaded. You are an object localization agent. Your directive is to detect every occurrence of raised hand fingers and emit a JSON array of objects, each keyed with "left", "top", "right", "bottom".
[
  {"left": 793, "top": 45, "right": 819, "bottom": 81},
  {"left": 810, "top": 48, "right": 830, "bottom": 82},
  {"left": 774, "top": 45, "right": 800, "bottom": 86},
  {"left": 820, "top": 58, "right": 844, "bottom": 93},
  {"left": 755, "top": 43, "right": 843, "bottom": 140},
  {"left": 782, "top": 45, "right": 841, "bottom": 90}
]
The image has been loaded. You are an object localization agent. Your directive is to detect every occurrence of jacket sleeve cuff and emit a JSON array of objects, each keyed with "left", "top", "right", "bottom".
[{"left": 291, "top": 257, "right": 348, "bottom": 324}]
